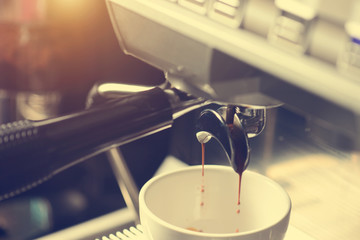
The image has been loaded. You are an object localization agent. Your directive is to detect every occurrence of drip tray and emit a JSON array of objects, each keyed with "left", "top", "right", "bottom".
[
  {"left": 98, "top": 224, "right": 316, "bottom": 240},
  {"left": 35, "top": 207, "right": 315, "bottom": 240}
]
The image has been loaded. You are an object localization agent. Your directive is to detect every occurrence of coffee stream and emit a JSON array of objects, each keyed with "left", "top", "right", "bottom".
[
  {"left": 200, "top": 143, "right": 242, "bottom": 233},
  {"left": 200, "top": 143, "right": 205, "bottom": 207}
]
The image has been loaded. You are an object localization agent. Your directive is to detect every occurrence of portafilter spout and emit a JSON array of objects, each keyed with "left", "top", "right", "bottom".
[{"left": 196, "top": 106, "right": 251, "bottom": 174}]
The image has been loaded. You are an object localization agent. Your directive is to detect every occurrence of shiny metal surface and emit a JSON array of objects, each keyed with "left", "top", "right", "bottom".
[
  {"left": 196, "top": 107, "right": 250, "bottom": 173},
  {"left": 234, "top": 107, "right": 266, "bottom": 138}
]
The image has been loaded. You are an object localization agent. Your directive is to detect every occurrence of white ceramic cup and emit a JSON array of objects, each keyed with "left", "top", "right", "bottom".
[{"left": 139, "top": 165, "right": 291, "bottom": 240}]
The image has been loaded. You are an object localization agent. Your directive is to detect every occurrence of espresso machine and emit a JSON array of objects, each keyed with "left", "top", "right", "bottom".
[{"left": 1, "top": 0, "right": 360, "bottom": 239}]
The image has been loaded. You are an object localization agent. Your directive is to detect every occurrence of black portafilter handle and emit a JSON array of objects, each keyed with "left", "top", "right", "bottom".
[{"left": 0, "top": 87, "right": 205, "bottom": 201}]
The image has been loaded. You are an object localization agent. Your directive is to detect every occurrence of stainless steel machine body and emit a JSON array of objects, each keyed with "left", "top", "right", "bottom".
[{"left": 106, "top": 0, "right": 360, "bottom": 150}]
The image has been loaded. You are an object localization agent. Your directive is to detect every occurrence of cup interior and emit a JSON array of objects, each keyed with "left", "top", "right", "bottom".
[{"left": 140, "top": 165, "right": 290, "bottom": 235}]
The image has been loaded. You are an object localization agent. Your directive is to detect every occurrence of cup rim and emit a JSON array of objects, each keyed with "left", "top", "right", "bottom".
[{"left": 139, "top": 165, "right": 291, "bottom": 238}]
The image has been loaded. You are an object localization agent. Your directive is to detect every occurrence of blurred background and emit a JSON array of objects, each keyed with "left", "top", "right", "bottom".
[{"left": 0, "top": 0, "right": 170, "bottom": 238}]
